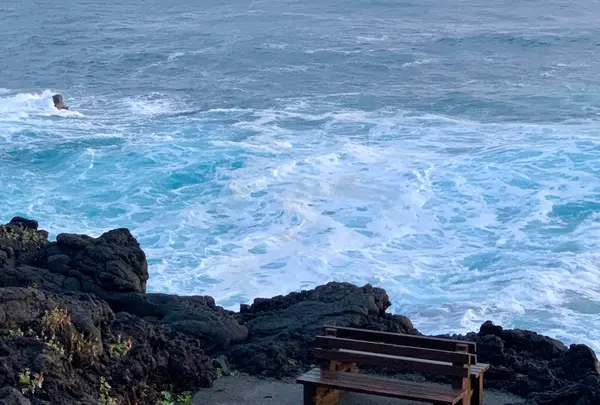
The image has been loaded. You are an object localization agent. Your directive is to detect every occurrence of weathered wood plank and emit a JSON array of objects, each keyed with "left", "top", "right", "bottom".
[
  {"left": 313, "top": 348, "right": 470, "bottom": 378},
  {"left": 315, "top": 336, "right": 474, "bottom": 364}
]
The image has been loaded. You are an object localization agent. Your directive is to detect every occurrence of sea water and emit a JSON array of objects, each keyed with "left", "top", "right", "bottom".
[{"left": 1, "top": 0, "right": 599, "bottom": 350}]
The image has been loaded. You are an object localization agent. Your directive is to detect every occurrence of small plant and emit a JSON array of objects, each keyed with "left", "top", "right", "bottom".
[
  {"left": 216, "top": 367, "right": 222, "bottom": 378},
  {"left": 18, "top": 369, "right": 31, "bottom": 386},
  {"left": 45, "top": 337, "right": 66, "bottom": 355},
  {"left": 41, "top": 307, "right": 71, "bottom": 339},
  {"left": 18, "top": 368, "right": 44, "bottom": 395},
  {"left": 99, "top": 376, "right": 118, "bottom": 405},
  {"left": 159, "top": 391, "right": 174, "bottom": 405},
  {"left": 109, "top": 335, "right": 133, "bottom": 359},
  {"left": 71, "top": 331, "right": 101, "bottom": 363},
  {"left": 287, "top": 359, "right": 298, "bottom": 366},
  {"left": 158, "top": 391, "right": 192, "bottom": 405},
  {"left": 4, "top": 329, "right": 23, "bottom": 340},
  {"left": 177, "top": 392, "right": 192, "bottom": 405},
  {"left": 39, "top": 308, "right": 98, "bottom": 362}
]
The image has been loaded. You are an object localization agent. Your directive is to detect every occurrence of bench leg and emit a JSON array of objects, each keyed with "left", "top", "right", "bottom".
[
  {"left": 303, "top": 385, "right": 317, "bottom": 405},
  {"left": 316, "top": 387, "right": 340, "bottom": 405},
  {"left": 452, "top": 376, "right": 470, "bottom": 405},
  {"left": 462, "top": 377, "right": 471, "bottom": 405},
  {"left": 470, "top": 375, "right": 483, "bottom": 405}
]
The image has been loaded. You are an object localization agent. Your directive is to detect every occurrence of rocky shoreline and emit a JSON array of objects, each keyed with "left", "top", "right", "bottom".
[{"left": 0, "top": 217, "right": 598, "bottom": 405}]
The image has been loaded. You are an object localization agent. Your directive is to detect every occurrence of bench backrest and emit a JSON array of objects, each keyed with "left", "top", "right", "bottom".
[
  {"left": 326, "top": 326, "right": 477, "bottom": 361},
  {"left": 314, "top": 326, "right": 475, "bottom": 380}
]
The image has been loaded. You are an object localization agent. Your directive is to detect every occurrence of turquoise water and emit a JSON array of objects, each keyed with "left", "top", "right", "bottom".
[{"left": 1, "top": 0, "right": 600, "bottom": 350}]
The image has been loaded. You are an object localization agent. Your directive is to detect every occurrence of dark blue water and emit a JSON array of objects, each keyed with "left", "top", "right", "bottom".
[{"left": 1, "top": 0, "right": 599, "bottom": 349}]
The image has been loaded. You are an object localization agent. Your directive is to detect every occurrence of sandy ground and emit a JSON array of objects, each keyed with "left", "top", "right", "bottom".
[{"left": 193, "top": 375, "right": 526, "bottom": 405}]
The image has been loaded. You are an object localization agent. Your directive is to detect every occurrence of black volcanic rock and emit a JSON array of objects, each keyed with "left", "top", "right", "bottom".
[
  {"left": 8, "top": 217, "right": 38, "bottom": 231},
  {"left": 226, "top": 281, "right": 417, "bottom": 376},
  {"left": 0, "top": 217, "right": 226, "bottom": 405},
  {"left": 0, "top": 287, "right": 215, "bottom": 405},
  {"left": 525, "top": 373, "right": 600, "bottom": 405},
  {"left": 0, "top": 221, "right": 49, "bottom": 269},
  {"left": 50, "top": 228, "right": 148, "bottom": 294},
  {"left": 103, "top": 292, "right": 248, "bottom": 350},
  {"left": 0, "top": 216, "right": 599, "bottom": 405},
  {"left": 0, "top": 219, "right": 248, "bottom": 352},
  {"left": 439, "top": 321, "right": 600, "bottom": 404},
  {"left": 0, "top": 387, "right": 31, "bottom": 405}
]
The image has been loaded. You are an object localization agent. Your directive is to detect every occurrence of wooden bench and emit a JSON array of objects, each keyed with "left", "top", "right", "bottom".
[{"left": 297, "top": 326, "right": 489, "bottom": 405}]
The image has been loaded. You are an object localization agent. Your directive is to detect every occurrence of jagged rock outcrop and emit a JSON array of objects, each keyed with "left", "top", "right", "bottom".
[
  {"left": 0, "top": 218, "right": 234, "bottom": 404},
  {"left": 105, "top": 292, "right": 248, "bottom": 350},
  {"left": 0, "top": 221, "right": 248, "bottom": 351},
  {"left": 439, "top": 321, "right": 600, "bottom": 404},
  {"left": 226, "top": 281, "right": 417, "bottom": 376},
  {"left": 0, "top": 287, "right": 215, "bottom": 405}
]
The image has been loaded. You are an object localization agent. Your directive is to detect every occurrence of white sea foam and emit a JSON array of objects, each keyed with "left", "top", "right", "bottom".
[
  {"left": 401, "top": 59, "right": 433, "bottom": 68},
  {"left": 1, "top": 93, "right": 599, "bottom": 351}
]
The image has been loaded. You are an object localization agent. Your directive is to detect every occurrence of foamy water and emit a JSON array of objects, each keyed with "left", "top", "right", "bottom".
[{"left": 1, "top": 0, "right": 599, "bottom": 351}]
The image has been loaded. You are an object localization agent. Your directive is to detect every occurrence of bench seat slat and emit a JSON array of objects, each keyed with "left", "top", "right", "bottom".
[
  {"left": 297, "top": 368, "right": 465, "bottom": 405},
  {"left": 299, "top": 368, "right": 461, "bottom": 397},
  {"left": 471, "top": 363, "right": 489, "bottom": 377},
  {"left": 313, "top": 348, "right": 470, "bottom": 378}
]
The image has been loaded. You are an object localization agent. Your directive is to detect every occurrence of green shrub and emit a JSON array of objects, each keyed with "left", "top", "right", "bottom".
[
  {"left": 99, "top": 377, "right": 118, "bottom": 405},
  {"left": 109, "top": 335, "right": 133, "bottom": 359},
  {"left": 160, "top": 391, "right": 174, "bottom": 405},
  {"left": 177, "top": 392, "right": 193, "bottom": 405},
  {"left": 18, "top": 368, "right": 44, "bottom": 396}
]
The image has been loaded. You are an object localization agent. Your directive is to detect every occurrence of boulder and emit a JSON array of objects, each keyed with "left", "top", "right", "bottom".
[
  {"left": 439, "top": 321, "right": 600, "bottom": 404},
  {"left": 0, "top": 287, "right": 113, "bottom": 354},
  {"left": 100, "top": 292, "right": 248, "bottom": 350},
  {"left": 525, "top": 374, "right": 600, "bottom": 405},
  {"left": 0, "top": 287, "right": 215, "bottom": 405},
  {"left": 227, "top": 282, "right": 415, "bottom": 376},
  {"left": 0, "top": 387, "right": 31, "bottom": 405},
  {"left": 49, "top": 228, "right": 148, "bottom": 294},
  {"left": 8, "top": 217, "right": 38, "bottom": 231},
  {"left": 0, "top": 220, "right": 147, "bottom": 297},
  {"left": 0, "top": 221, "right": 49, "bottom": 269},
  {"left": 0, "top": 217, "right": 246, "bottom": 352},
  {"left": 467, "top": 321, "right": 600, "bottom": 397},
  {"left": 108, "top": 312, "right": 216, "bottom": 402}
]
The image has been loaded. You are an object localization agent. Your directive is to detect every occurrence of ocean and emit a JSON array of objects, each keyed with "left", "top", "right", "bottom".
[{"left": 1, "top": 0, "right": 599, "bottom": 350}]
